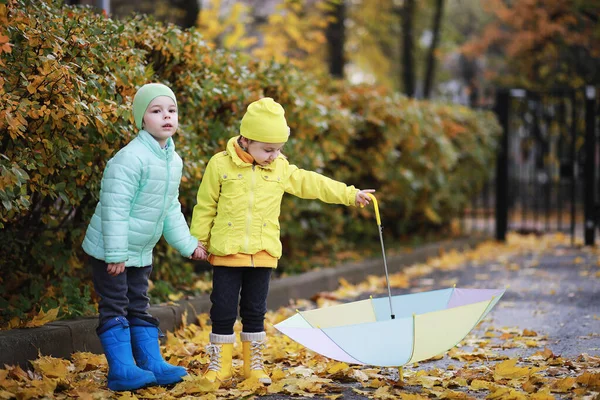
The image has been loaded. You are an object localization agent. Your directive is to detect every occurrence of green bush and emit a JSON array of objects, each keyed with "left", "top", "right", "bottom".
[{"left": 0, "top": 0, "right": 500, "bottom": 327}]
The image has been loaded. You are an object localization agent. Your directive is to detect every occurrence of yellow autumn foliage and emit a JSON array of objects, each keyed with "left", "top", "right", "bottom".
[{"left": 2, "top": 0, "right": 500, "bottom": 329}]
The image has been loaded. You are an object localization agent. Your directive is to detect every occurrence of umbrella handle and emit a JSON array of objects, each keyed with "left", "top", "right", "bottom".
[
  {"left": 367, "top": 193, "right": 381, "bottom": 225},
  {"left": 361, "top": 193, "right": 381, "bottom": 225}
]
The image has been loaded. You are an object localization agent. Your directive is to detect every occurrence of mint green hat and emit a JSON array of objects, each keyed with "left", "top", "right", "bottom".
[{"left": 132, "top": 83, "right": 177, "bottom": 130}]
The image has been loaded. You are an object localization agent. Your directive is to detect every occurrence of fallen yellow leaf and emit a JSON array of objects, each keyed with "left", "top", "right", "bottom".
[
  {"left": 8, "top": 317, "right": 20, "bottom": 329},
  {"left": 487, "top": 386, "right": 528, "bottom": 400},
  {"left": 415, "top": 375, "right": 440, "bottom": 388},
  {"left": 398, "top": 393, "right": 429, "bottom": 399},
  {"left": 530, "top": 348, "right": 554, "bottom": 361},
  {"left": 237, "top": 376, "right": 265, "bottom": 391},
  {"left": 25, "top": 307, "right": 59, "bottom": 328},
  {"left": 470, "top": 379, "right": 494, "bottom": 390},
  {"left": 71, "top": 352, "right": 106, "bottom": 372},
  {"left": 493, "top": 359, "right": 533, "bottom": 381},
  {"left": 168, "top": 292, "right": 184, "bottom": 301},
  {"left": 31, "top": 356, "right": 70, "bottom": 379},
  {"left": 576, "top": 371, "right": 600, "bottom": 390},
  {"left": 13, "top": 387, "right": 44, "bottom": 399},
  {"left": 0, "top": 390, "right": 14, "bottom": 400},
  {"left": 366, "top": 378, "right": 387, "bottom": 388},
  {"left": 550, "top": 376, "right": 576, "bottom": 393},
  {"left": 326, "top": 362, "right": 349, "bottom": 374},
  {"left": 530, "top": 387, "right": 555, "bottom": 400},
  {"left": 372, "top": 385, "right": 397, "bottom": 400},
  {"left": 525, "top": 339, "right": 541, "bottom": 347},
  {"left": 266, "top": 381, "right": 286, "bottom": 394}
]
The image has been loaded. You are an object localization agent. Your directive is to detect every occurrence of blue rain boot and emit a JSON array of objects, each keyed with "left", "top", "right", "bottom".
[
  {"left": 98, "top": 316, "right": 157, "bottom": 391},
  {"left": 128, "top": 317, "right": 187, "bottom": 385}
]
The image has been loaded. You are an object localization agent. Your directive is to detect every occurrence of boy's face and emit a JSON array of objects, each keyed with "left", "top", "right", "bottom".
[
  {"left": 142, "top": 96, "right": 178, "bottom": 144},
  {"left": 242, "top": 137, "right": 285, "bottom": 166}
]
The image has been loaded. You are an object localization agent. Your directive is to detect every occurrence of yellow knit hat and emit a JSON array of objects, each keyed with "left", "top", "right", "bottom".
[{"left": 240, "top": 98, "right": 290, "bottom": 143}]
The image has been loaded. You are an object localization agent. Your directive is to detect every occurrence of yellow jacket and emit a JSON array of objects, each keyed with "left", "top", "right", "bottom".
[{"left": 190, "top": 136, "right": 359, "bottom": 266}]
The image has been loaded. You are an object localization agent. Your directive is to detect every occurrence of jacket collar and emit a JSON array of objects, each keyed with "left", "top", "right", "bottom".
[
  {"left": 233, "top": 137, "right": 255, "bottom": 164},
  {"left": 226, "top": 136, "right": 278, "bottom": 171},
  {"left": 138, "top": 130, "right": 175, "bottom": 160}
]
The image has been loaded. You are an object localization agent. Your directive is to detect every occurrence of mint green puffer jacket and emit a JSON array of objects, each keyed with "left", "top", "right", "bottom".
[{"left": 82, "top": 130, "right": 197, "bottom": 267}]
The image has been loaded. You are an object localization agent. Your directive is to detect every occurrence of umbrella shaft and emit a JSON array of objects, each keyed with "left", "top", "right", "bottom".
[{"left": 378, "top": 225, "right": 395, "bottom": 319}]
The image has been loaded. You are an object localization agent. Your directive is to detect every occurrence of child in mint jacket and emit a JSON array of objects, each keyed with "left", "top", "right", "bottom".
[{"left": 82, "top": 83, "right": 206, "bottom": 391}]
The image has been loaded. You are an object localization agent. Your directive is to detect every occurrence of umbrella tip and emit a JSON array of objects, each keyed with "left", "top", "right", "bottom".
[
  {"left": 453, "top": 283, "right": 456, "bottom": 288},
  {"left": 295, "top": 309, "right": 300, "bottom": 313},
  {"left": 505, "top": 284, "right": 510, "bottom": 289}
]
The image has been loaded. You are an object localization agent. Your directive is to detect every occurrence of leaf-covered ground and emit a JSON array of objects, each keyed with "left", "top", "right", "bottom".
[{"left": 1, "top": 233, "right": 599, "bottom": 399}]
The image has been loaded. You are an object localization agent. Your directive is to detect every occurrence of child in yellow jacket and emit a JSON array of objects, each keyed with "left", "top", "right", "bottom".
[{"left": 190, "top": 97, "right": 374, "bottom": 384}]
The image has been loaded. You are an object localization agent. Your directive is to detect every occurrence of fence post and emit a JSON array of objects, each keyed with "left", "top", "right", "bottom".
[
  {"left": 584, "top": 86, "right": 597, "bottom": 246},
  {"left": 495, "top": 89, "right": 510, "bottom": 241}
]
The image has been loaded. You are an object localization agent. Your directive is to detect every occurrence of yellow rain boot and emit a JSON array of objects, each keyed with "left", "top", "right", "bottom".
[
  {"left": 203, "top": 333, "right": 235, "bottom": 382},
  {"left": 241, "top": 331, "right": 271, "bottom": 384}
]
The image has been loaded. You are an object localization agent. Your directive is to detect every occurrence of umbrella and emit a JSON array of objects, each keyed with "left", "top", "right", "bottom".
[{"left": 274, "top": 194, "right": 505, "bottom": 367}]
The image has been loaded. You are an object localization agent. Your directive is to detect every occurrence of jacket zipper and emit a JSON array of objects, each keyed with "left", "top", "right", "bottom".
[
  {"left": 140, "top": 153, "right": 170, "bottom": 265},
  {"left": 245, "top": 165, "right": 256, "bottom": 264}
]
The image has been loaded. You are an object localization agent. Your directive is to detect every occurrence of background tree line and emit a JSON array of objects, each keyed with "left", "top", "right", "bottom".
[{"left": 68, "top": 0, "right": 600, "bottom": 102}]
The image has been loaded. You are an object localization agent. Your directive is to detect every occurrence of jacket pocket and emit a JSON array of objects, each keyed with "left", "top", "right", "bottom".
[
  {"left": 260, "top": 173, "right": 284, "bottom": 192},
  {"left": 261, "top": 219, "right": 282, "bottom": 258},
  {"left": 220, "top": 173, "right": 247, "bottom": 215},
  {"left": 209, "top": 219, "right": 234, "bottom": 256},
  {"left": 258, "top": 173, "right": 285, "bottom": 213}
]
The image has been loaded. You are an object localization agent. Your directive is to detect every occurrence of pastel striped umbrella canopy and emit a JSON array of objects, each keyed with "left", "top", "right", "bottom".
[{"left": 274, "top": 287, "right": 505, "bottom": 367}]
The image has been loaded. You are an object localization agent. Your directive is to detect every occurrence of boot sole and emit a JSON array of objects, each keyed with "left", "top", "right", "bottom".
[
  {"left": 155, "top": 371, "right": 188, "bottom": 386},
  {"left": 108, "top": 375, "right": 157, "bottom": 391}
]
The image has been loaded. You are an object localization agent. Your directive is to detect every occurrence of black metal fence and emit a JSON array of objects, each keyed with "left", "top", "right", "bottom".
[{"left": 462, "top": 86, "right": 599, "bottom": 245}]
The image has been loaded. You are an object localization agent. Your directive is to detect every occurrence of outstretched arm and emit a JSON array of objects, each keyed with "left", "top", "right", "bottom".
[{"left": 284, "top": 165, "right": 374, "bottom": 207}]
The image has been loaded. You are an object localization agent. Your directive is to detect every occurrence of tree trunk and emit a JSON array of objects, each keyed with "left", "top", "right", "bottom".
[
  {"left": 326, "top": 0, "right": 346, "bottom": 78},
  {"left": 401, "top": 0, "right": 416, "bottom": 97},
  {"left": 423, "top": 0, "right": 444, "bottom": 99},
  {"left": 175, "top": 0, "right": 200, "bottom": 28},
  {"left": 459, "top": 54, "right": 479, "bottom": 106}
]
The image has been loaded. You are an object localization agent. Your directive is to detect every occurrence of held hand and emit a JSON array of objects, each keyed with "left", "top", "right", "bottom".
[
  {"left": 190, "top": 242, "right": 208, "bottom": 260},
  {"left": 191, "top": 247, "right": 207, "bottom": 261},
  {"left": 107, "top": 262, "right": 126, "bottom": 276},
  {"left": 356, "top": 189, "right": 376, "bottom": 207}
]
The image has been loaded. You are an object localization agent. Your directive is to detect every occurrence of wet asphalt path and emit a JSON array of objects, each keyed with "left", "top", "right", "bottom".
[{"left": 261, "top": 241, "right": 600, "bottom": 399}]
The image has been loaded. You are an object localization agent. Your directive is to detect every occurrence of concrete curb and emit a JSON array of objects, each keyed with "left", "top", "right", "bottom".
[{"left": 0, "top": 236, "right": 488, "bottom": 369}]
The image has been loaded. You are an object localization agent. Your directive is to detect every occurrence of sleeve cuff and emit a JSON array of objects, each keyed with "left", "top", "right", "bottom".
[
  {"left": 347, "top": 186, "right": 359, "bottom": 206},
  {"left": 104, "top": 251, "right": 128, "bottom": 263},
  {"left": 180, "top": 238, "right": 198, "bottom": 258}
]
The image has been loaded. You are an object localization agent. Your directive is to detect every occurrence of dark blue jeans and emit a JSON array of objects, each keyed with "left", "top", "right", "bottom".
[
  {"left": 210, "top": 266, "right": 272, "bottom": 335},
  {"left": 90, "top": 256, "right": 159, "bottom": 333}
]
